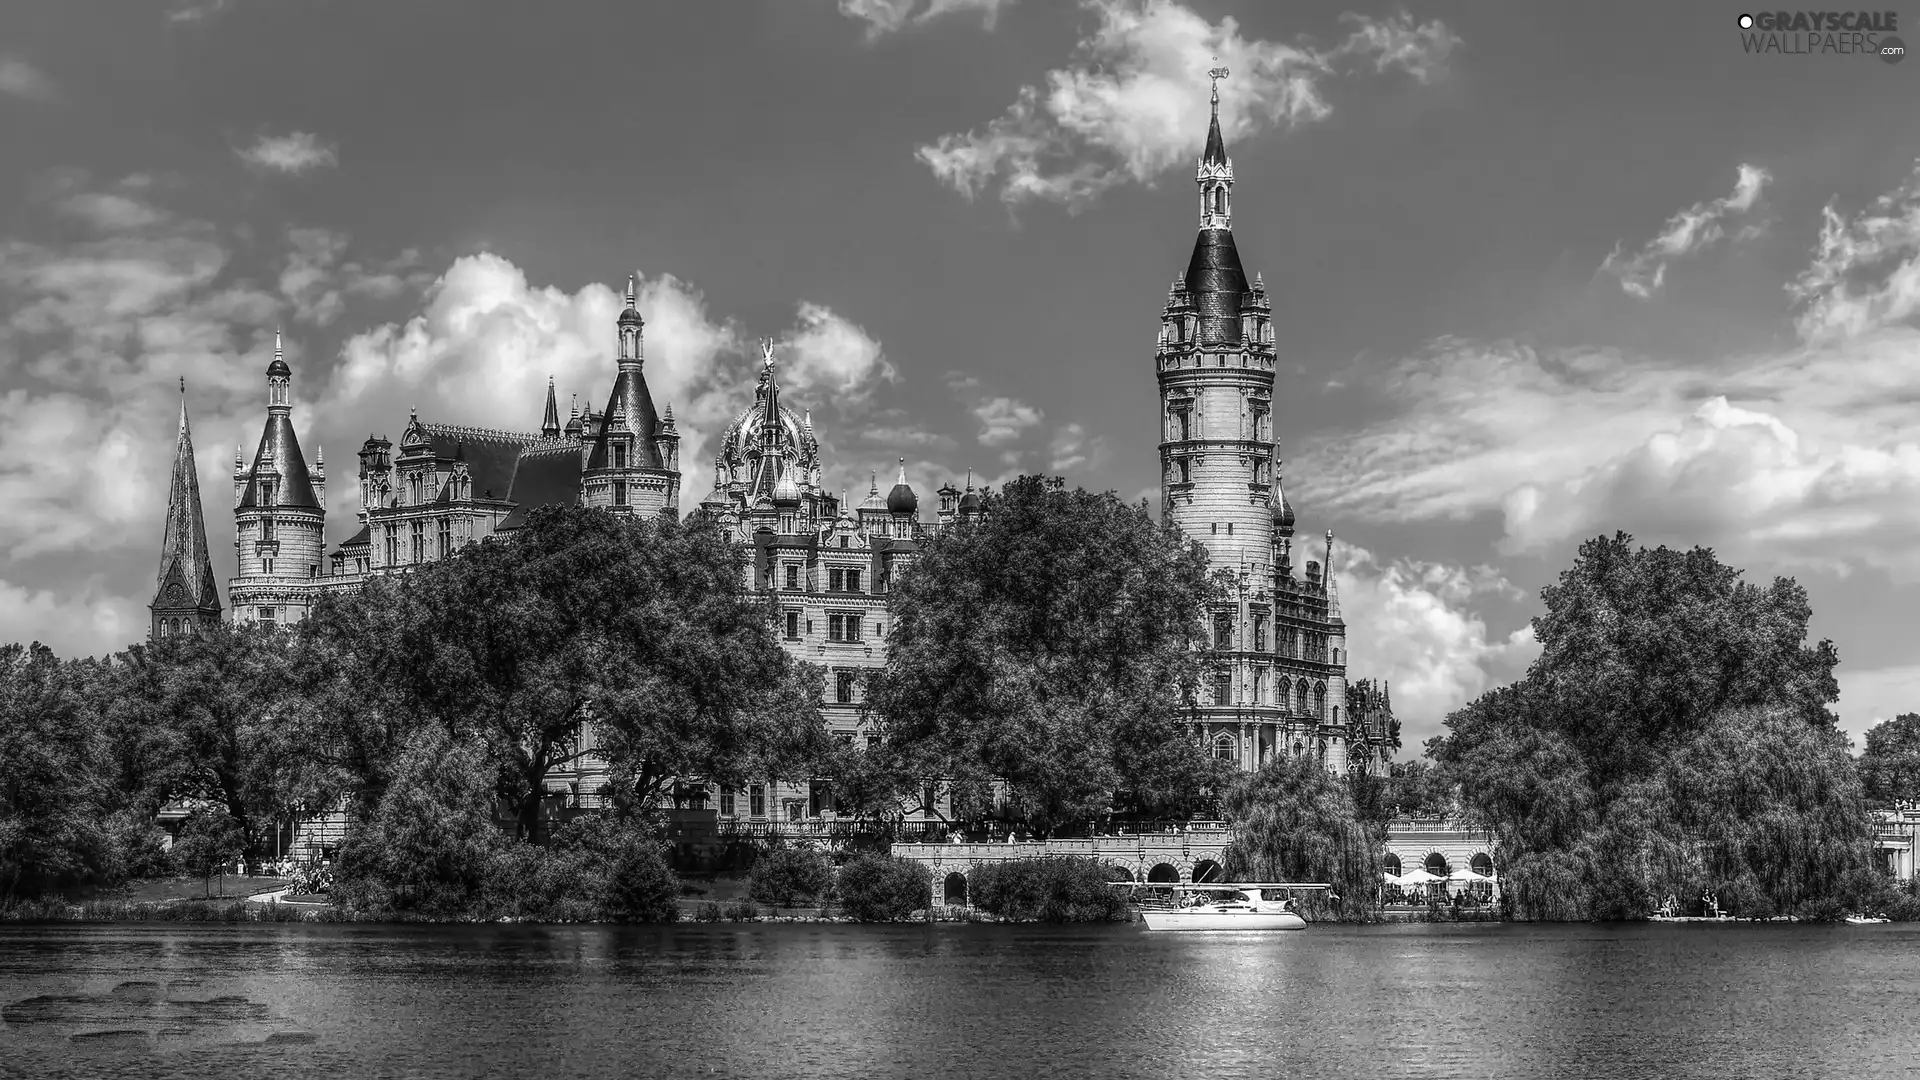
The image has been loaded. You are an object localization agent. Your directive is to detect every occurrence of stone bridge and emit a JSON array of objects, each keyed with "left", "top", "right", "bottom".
[{"left": 894, "top": 830, "right": 1234, "bottom": 906}]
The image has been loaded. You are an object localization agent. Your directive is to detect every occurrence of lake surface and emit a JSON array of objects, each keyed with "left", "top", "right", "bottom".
[{"left": 1, "top": 920, "right": 1915, "bottom": 1079}]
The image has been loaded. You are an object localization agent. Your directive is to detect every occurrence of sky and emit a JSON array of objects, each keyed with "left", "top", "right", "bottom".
[{"left": 3, "top": 0, "right": 1920, "bottom": 752}]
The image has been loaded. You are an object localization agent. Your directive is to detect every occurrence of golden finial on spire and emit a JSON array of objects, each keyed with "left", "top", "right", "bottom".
[
  {"left": 1209, "top": 56, "right": 1229, "bottom": 107},
  {"left": 274, "top": 327, "right": 283, "bottom": 358}
]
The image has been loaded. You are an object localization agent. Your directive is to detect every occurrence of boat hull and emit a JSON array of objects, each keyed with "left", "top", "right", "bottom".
[{"left": 1139, "top": 910, "right": 1307, "bottom": 931}]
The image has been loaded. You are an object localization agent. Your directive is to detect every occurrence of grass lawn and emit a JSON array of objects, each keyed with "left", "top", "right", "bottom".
[{"left": 106, "top": 875, "right": 293, "bottom": 903}]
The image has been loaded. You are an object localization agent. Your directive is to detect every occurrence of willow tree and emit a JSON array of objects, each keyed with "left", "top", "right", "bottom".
[
  {"left": 1860, "top": 713, "right": 1920, "bottom": 805},
  {"left": 1430, "top": 533, "right": 1872, "bottom": 920},
  {"left": 1219, "top": 754, "right": 1382, "bottom": 921},
  {"left": 862, "top": 476, "right": 1225, "bottom": 838}
]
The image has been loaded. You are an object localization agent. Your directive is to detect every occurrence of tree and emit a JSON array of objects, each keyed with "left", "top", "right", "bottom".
[
  {"left": 1860, "top": 713, "right": 1920, "bottom": 806},
  {"left": 864, "top": 476, "right": 1226, "bottom": 838},
  {"left": 1219, "top": 754, "right": 1383, "bottom": 921},
  {"left": 126, "top": 626, "right": 299, "bottom": 872},
  {"left": 333, "top": 725, "right": 503, "bottom": 918},
  {"left": 0, "top": 643, "right": 109, "bottom": 902},
  {"left": 1430, "top": 534, "right": 1870, "bottom": 920},
  {"left": 172, "top": 806, "right": 245, "bottom": 897},
  {"left": 835, "top": 854, "right": 932, "bottom": 921},
  {"left": 299, "top": 506, "right": 830, "bottom": 844},
  {"left": 749, "top": 847, "right": 832, "bottom": 907}
]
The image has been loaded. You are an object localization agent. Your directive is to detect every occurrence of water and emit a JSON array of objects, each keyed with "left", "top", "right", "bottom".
[{"left": 1, "top": 921, "right": 1915, "bottom": 1079}]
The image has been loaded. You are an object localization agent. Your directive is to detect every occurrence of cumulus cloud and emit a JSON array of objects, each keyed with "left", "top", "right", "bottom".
[
  {"left": 0, "top": 57, "right": 56, "bottom": 101},
  {"left": 780, "top": 301, "right": 895, "bottom": 402},
  {"left": 1835, "top": 663, "right": 1920, "bottom": 747},
  {"left": 917, "top": 0, "right": 1458, "bottom": 209},
  {"left": 1599, "top": 163, "right": 1771, "bottom": 298},
  {"left": 1331, "top": 541, "right": 1539, "bottom": 747},
  {"left": 839, "top": 0, "right": 1017, "bottom": 38},
  {"left": 1303, "top": 326, "right": 1920, "bottom": 580},
  {"left": 1790, "top": 159, "right": 1920, "bottom": 343},
  {"left": 237, "top": 132, "right": 339, "bottom": 175},
  {"left": 972, "top": 395, "right": 1045, "bottom": 446},
  {"left": 1048, "top": 421, "right": 1109, "bottom": 474}
]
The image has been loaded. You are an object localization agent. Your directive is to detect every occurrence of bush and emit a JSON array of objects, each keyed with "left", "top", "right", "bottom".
[
  {"left": 968, "top": 857, "right": 1129, "bottom": 922},
  {"left": 597, "top": 823, "right": 680, "bottom": 922},
  {"left": 836, "top": 855, "right": 931, "bottom": 922},
  {"left": 333, "top": 729, "right": 503, "bottom": 919},
  {"left": 749, "top": 847, "right": 833, "bottom": 907}
]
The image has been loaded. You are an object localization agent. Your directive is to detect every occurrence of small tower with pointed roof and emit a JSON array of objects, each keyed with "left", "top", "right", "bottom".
[
  {"left": 152, "top": 378, "right": 223, "bottom": 639},
  {"left": 231, "top": 329, "right": 327, "bottom": 628},
  {"left": 541, "top": 376, "right": 562, "bottom": 439},
  {"left": 581, "top": 273, "right": 681, "bottom": 517}
]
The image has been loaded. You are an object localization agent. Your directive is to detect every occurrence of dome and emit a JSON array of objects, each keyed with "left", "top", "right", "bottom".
[
  {"left": 958, "top": 488, "right": 982, "bottom": 514},
  {"left": 1272, "top": 495, "right": 1295, "bottom": 529},
  {"left": 772, "top": 469, "right": 802, "bottom": 507},
  {"left": 887, "top": 481, "right": 918, "bottom": 515},
  {"left": 267, "top": 356, "right": 292, "bottom": 378},
  {"left": 618, "top": 303, "right": 644, "bottom": 327},
  {"left": 701, "top": 484, "right": 731, "bottom": 509}
]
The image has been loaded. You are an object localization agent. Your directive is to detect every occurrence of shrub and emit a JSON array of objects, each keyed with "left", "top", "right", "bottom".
[
  {"left": 836, "top": 855, "right": 931, "bottom": 922},
  {"left": 332, "top": 729, "right": 503, "bottom": 919},
  {"left": 749, "top": 847, "right": 833, "bottom": 907},
  {"left": 968, "top": 857, "right": 1129, "bottom": 922},
  {"left": 597, "top": 826, "right": 680, "bottom": 922}
]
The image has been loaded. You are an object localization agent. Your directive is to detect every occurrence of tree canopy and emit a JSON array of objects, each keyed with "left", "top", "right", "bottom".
[
  {"left": 294, "top": 505, "right": 831, "bottom": 842},
  {"left": 1430, "top": 533, "right": 1876, "bottom": 920},
  {"left": 861, "top": 476, "right": 1226, "bottom": 837},
  {"left": 1860, "top": 713, "right": 1920, "bottom": 806}
]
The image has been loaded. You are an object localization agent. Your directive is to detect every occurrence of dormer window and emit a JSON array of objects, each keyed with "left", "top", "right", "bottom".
[{"left": 613, "top": 443, "right": 627, "bottom": 469}]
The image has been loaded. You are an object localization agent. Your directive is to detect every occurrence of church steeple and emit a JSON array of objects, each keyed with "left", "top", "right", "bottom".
[
  {"left": 541, "top": 375, "right": 561, "bottom": 438},
  {"left": 151, "top": 378, "right": 222, "bottom": 639}
]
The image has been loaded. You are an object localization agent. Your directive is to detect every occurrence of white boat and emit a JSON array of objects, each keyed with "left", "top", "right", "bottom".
[
  {"left": 1845, "top": 915, "right": 1890, "bottom": 925},
  {"left": 1113, "top": 881, "right": 1329, "bottom": 931}
]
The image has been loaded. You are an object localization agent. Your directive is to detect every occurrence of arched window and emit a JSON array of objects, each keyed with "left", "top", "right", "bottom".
[
  {"left": 1425, "top": 853, "right": 1450, "bottom": 877},
  {"left": 1212, "top": 733, "right": 1236, "bottom": 761},
  {"left": 1277, "top": 677, "right": 1290, "bottom": 709},
  {"left": 1211, "top": 187, "right": 1224, "bottom": 214},
  {"left": 1296, "top": 681, "right": 1309, "bottom": 713},
  {"left": 1384, "top": 853, "right": 1403, "bottom": 876},
  {"left": 1314, "top": 684, "right": 1327, "bottom": 720}
]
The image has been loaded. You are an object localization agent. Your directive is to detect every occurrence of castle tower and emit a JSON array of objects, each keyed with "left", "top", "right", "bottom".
[
  {"left": 231, "top": 330, "right": 326, "bottom": 628},
  {"left": 150, "top": 378, "right": 222, "bottom": 639},
  {"left": 1156, "top": 66, "right": 1345, "bottom": 773},
  {"left": 581, "top": 273, "right": 680, "bottom": 517}
]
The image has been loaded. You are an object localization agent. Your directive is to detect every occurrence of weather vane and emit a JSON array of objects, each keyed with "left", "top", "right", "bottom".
[
  {"left": 760, "top": 337, "right": 777, "bottom": 370},
  {"left": 1209, "top": 56, "right": 1229, "bottom": 98}
]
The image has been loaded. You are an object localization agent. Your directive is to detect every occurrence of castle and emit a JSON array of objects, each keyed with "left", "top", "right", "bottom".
[{"left": 149, "top": 79, "right": 1394, "bottom": 836}]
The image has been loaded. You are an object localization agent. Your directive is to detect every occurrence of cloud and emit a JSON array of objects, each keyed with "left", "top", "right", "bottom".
[
  {"left": 1302, "top": 325, "right": 1920, "bottom": 581},
  {"left": 1331, "top": 541, "right": 1540, "bottom": 748},
  {"left": 780, "top": 301, "right": 895, "bottom": 402},
  {"left": 1835, "top": 663, "right": 1920, "bottom": 748},
  {"left": 1599, "top": 163, "right": 1771, "bottom": 298},
  {"left": 168, "top": 0, "right": 234, "bottom": 23},
  {"left": 972, "top": 395, "right": 1044, "bottom": 446},
  {"left": 917, "top": 1, "right": 1459, "bottom": 209},
  {"left": 0, "top": 578, "right": 144, "bottom": 660},
  {"left": 236, "top": 132, "right": 340, "bottom": 175},
  {"left": 839, "top": 0, "right": 1016, "bottom": 38},
  {"left": 1048, "top": 421, "right": 1109, "bottom": 474},
  {"left": 1790, "top": 159, "right": 1920, "bottom": 343},
  {"left": 280, "top": 227, "right": 429, "bottom": 326},
  {"left": 0, "top": 56, "right": 56, "bottom": 101}
]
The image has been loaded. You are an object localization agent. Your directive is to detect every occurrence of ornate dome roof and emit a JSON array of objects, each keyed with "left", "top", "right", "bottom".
[
  {"left": 886, "top": 459, "right": 917, "bottom": 515},
  {"left": 772, "top": 468, "right": 802, "bottom": 507},
  {"left": 958, "top": 487, "right": 982, "bottom": 514},
  {"left": 1273, "top": 494, "right": 1295, "bottom": 529}
]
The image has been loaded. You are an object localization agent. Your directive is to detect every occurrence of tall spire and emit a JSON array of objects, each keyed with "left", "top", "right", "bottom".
[
  {"left": 541, "top": 375, "right": 561, "bottom": 438},
  {"left": 1324, "top": 529, "right": 1342, "bottom": 619},
  {"left": 152, "top": 381, "right": 222, "bottom": 638},
  {"left": 1203, "top": 58, "right": 1230, "bottom": 167}
]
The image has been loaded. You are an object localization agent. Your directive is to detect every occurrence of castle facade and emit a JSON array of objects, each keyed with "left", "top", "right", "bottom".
[{"left": 149, "top": 81, "right": 1394, "bottom": 838}]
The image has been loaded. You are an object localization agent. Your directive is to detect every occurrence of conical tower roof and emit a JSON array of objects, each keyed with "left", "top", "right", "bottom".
[{"left": 154, "top": 380, "right": 222, "bottom": 621}]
